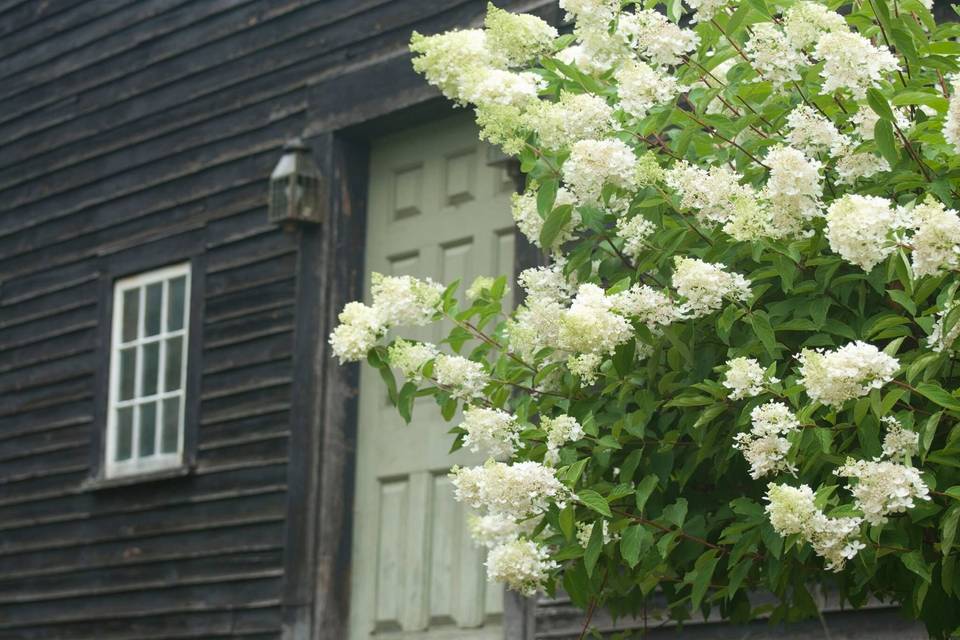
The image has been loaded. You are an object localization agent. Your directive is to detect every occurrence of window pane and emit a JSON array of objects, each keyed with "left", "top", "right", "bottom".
[
  {"left": 142, "top": 342, "right": 159, "bottom": 397},
  {"left": 140, "top": 402, "right": 157, "bottom": 457},
  {"left": 164, "top": 336, "right": 183, "bottom": 392},
  {"left": 161, "top": 396, "right": 181, "bottom": 454},
  {"left": 119, "top": 347, "right": 137, "bottom": 401},
  {"left": 116, "top": 407, "right": 133, "bottom": 461},
  {"left": 168, "top": 276, "right": 186, "bottom": 332},
  {"left": 144, "top": 282, "right": 162, "bottom": 336},
  {"left": 121, "top": 288, "right": 139, "bottom": 342}
]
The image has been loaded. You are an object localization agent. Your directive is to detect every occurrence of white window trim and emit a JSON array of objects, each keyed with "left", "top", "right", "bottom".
[{"left": 105, "top": 262, "right": 191, "bottom": 479}]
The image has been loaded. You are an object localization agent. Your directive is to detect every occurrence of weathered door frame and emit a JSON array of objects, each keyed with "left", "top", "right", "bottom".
[{"left": 276, "top": 42, "right": 545, "bottom": 639}]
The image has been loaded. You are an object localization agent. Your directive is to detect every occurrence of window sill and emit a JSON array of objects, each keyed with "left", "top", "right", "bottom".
[{"left": 82, "top": 464, "right": 191, "bottom": 491}]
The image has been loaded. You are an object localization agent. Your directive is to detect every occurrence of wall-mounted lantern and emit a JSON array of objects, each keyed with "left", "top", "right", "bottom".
[{"left": 268, "top": 138, "right": 326, "bottom": 230}]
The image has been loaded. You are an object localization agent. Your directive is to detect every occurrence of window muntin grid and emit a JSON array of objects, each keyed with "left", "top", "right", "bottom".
[{"left": 106, "top": 263, "right": 190, "bottom": 478}]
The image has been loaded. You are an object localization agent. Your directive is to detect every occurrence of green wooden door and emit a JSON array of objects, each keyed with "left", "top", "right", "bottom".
[{"left": 349, "top": 114, "right": 517, "bottom": 640}]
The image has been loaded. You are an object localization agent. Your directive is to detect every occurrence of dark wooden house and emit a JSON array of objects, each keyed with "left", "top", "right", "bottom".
[{"left": 0, "top": 1, "right": 935, "bottom": 639}]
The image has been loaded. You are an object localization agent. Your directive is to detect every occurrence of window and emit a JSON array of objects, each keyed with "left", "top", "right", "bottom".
[{"left": 105, "top": 263, "right": 191, "bottom": 478}]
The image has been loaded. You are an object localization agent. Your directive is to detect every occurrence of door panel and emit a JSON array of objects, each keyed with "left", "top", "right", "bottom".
[{"left": 349, "top": 114, "right": 516, "bottom": 640}]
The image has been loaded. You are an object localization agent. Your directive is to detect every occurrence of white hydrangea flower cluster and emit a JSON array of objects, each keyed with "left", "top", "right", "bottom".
[
  {"left": 576, "top": 519, "right": 618, "bottom": 548},
  {"left": 909, "top": 197, "right": 960, "bottom": 277},
  {"left": 511, "top": 187, "right": 580, "bottom": 253},
  {"left": 328, "top": 302, "right": 386, "bottom": 364},
  {"left": 372, "top": 272, "right": 444, "bottom": 327},
  {"left": 744, "top": 3, "right": 896, "bottom": 97},
  {"left": 485, "top": 538, "right": 558, "bottom": 595},
  {"left": 563, "top": 138, "right": 639, "bottom": 203},
  {"left": 460, "top": 406, "right": 522, "bottom": 459},
  {"left": 434, "top": 354, "right": 490, "bottom": 400},
  {"left": 928, "top": 301, "right": 960, "bottom": 353},
  {"left": 785, "top": 104, "right": 848, "bottom": 156},
  {"left": 765, "top": 483, "right": 865, "bottom": 571},
  {"left": 614, "top": 60, "right": 681, "bottom": 120},
  {"left": 761, "top": 144, "right": 823, "bottom": 222},
  {"left": 484, "top": 4, "right": 559, "bottom": 66},
  {"left": 619, "top": 9, "right": 700, "bottom": 67},
  {"left": 944, "top": 75, "right": 960, "bottom": 153},
  {"left": 851, "top": 106, "right": 910, "bottom": 142},
  {"left": 329, "top": 273, "right": 444, "bottom": 364},
  {"left": 722, "top": 357, "right": 778, "bottom": 400},
  {"left": 665, "top": 161, "right": 758, "bottom": 227},
  {"left": 410, "top": 4, "right": 561, "bottom": 153},
  {"left": 685, "top": 0, "right": 728, "bottom": 23},
  {"left": 469, "top": 513, "right": 534, "bottom": 548},
  {"left": 833, "top": 152, "right": 890, "bottom": 185},
  {"left": 409, "top": 29, "right": 500, "bottom": 103},
  {"left": 452, "top": 458, "right": 568, "bottom": 592},
  {"left": 556, "top": 283, "right": 633, "bottom": 355},
  {"left": 744, "top": 23, "right": 806, "bottom": 87},
  {"left": 506, "top": 264, "right": 572, "bottom": 362},
  {"left": 825, "top": 194, "right": 903, "bottom": 271},
  {"left": 797, "top": 341, "right": 899, "bottom": 407},
  {"left": 615, "top": 214, "right": 656, "bottom": 259},
  {"left": 813, "top": 31, "right": 899, "bottom": 99},
  {"left": 460, "top": 68, "right": 542, "bottom": 109},
  {"left": 782, "top": 1, "right": 848, "bottom": 50},
  {"left": 672, "top": 257, "right": 752, "bottom": 317},
  {"left": 610, "top": 284, "right": 683, "bottom": 332},
  {"left": 524, "top": 92, "right": 615, "bottom": 152},
  {"left": 387, "top": 339, "right": 438, "bottom": 382},
  {"left": 734, "top": 402, "right": 800, "bottom": 479},
  {"left": 836, "top": 458, "right": 930, "bottom": 526},
  {"left": 451, "top": 460, "right": 569, "bottom": 520},
  {"left": 542, "top": 414, "right": 585, "bottom": 464},
  {"left": 881, "top": 416, "right": 919, "bottom": 459}
]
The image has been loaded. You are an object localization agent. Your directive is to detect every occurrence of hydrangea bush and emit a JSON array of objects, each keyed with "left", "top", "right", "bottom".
[{"left": 330, "top": 0, "right": 960, "bottom": 634}]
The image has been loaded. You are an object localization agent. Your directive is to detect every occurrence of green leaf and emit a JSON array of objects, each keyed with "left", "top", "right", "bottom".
[
  {"left": 397, "top": 382, "right": 417, "bottom": 423},
  {"left": 867, "top": 87, "right": 896, "bottom": 122},
  {"left": 689, "top": 550, "right": 721, "bottom": 610},
  {"left": 536, "top": 180, "right": 558, "bottom": 217},
  {"left": 901, "top": 550, "right": 933, "bottom": 583},
  {"left": 621, "top": 524, "right": 653, "bottom": 568},
  {"left": 578, "top": 489, "right": 613, "bottom": 518},
  {"left": 635, "top": 474, "right": 659, "bottom": 512},
  {"left": 662, "top": 498, "right": 688, "bottom": 528},
  {"left": 887, "top": 288, "right": 917, "bottom": 315},
  {"left": 559, "top": 506, "right": 576, "bottom": 541},
  {"left": 917, "top": 382, "right": 960, "bottom": 413},
  {"left": 874, "top": 119, "right": 899, "bottom": 166},
  {"left": 539, "top": 204, "right": 572, "bottom": 249},
  {"left": 921, "top": 411, "right": 942, "bottom": 462},
  {"left": 613, "top": 339, "right": 636, "bottom": 377},
  {"left": 942, "top": 504, "right": 960, "bottom": 557},
  {"left": 749, "top": 312, "right": 778, "bottom": 357},
  {"left": 563, "top": 458, "right": 590, "bottom": 486},
  {"left": 584, "top": 519, "right": 603, "bottom": 577}
]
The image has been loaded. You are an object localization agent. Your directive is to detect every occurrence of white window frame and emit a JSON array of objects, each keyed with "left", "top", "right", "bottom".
[{"left": 105, "top": 262, "right": 191, "bottom": 479}]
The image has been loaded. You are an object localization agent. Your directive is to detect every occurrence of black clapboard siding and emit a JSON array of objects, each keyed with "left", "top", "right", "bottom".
[{"left": 0, "top": 0, "right": 553, "bottom": 637}]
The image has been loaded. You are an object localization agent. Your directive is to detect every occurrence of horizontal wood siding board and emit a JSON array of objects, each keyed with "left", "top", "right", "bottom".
[
  {"left": 0, "top": 463, "right": 287, "bottom": 533},
  {"left": 0, "top": 91, "right": 306, "bottom": 235},
  {"left": 5, "top": 608, "right": 282, "bottom": 640},
  {"left": 0, "top": 0, "right": 116, "bottom": 48},
  {"left": 0, "top": 491, "right": 286, "bottom": 557},
  {"left": 0, "top": 549, "right": 284, "bottom": 604},
  {"left": 0, "top": 0, "right": 395, "bottom": 154},
  {"left": 0, "top": 0, "right": 249, "bottom": 92},
  {"left": 0, "top": 578, "right": 283, "bottom": 630}
]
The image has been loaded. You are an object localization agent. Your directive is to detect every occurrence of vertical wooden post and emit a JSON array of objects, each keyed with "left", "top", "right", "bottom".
[{"left": 281, "top": 132, "right": 369, "bottom": 640}]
